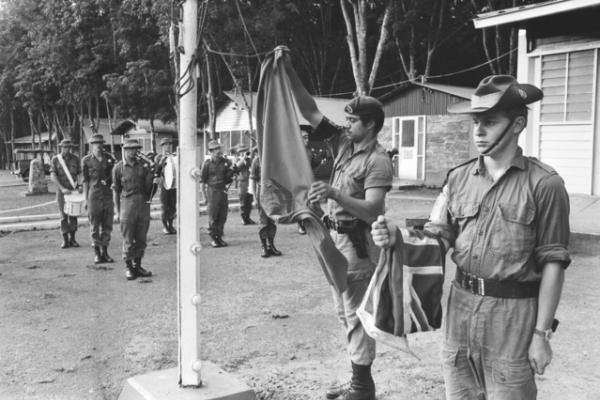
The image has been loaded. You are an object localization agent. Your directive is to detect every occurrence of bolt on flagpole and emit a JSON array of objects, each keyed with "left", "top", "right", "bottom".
[{"left": 177, "top": 0, "right": 202, "bottom": 387}]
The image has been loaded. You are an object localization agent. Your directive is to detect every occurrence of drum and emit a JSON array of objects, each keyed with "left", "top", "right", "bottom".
[
  {"left": 64, "top": 192, "right": 86, "bottom": 216},
  {"left": 163, "top": 155, "right": 177, "bottom": 190}
]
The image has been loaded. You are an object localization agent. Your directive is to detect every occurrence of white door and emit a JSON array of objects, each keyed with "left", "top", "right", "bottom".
[{"left": 392, "top": 116, "right": 425, "bottom": 180}]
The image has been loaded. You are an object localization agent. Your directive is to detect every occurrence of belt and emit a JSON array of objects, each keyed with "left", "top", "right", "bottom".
[{"left": 455, "top": 268, "right": 539, "bottom": 298}]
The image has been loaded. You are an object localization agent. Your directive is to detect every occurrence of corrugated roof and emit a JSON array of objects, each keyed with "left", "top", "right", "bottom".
[
  {"left": 13, "top": 132, "right": 56, "bottom": 144},
  {"left": 379, "top": 81, "right": 474, "bottom": 103},
  {"left": 473, "top": 0, "right": 600, "bottom": 28},
  {"left": 220, "top": 90, "right": 349, "bottom": 131}
]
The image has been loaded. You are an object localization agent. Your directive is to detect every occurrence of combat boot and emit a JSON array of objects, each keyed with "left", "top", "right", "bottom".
[
  {"left": 69, "top": 232, "right": 80, "bottom": 247},
  {"left": 61, "top": 234, "right": 70, "bottom": 249},
  {"left": 125, "top": 260, "right": 136, "bottom": 280},
  {"left": 162, "top": 222, "right": 170, "bottom": 234},
  {"left": 326, "top": 381, "right": 351, "bottom": 399},
  {"left": 101, "top": 246, "right": 114, "bottom": 263},
  {"left": 93, "top": 246, "right": 103, "bottom": 264},
  {"left": 339, "top": 363, "right": 375, "bottom": 400},
  {"left": 267, "top": 237, "right": 282, "bottom": 256},
  {"left": 134, "top": 257, "right": 152, "bottom": 278},
  {"left": 168, "top": 220, "right": 177, "bottom": 234},
  {"left": 217, "top": 237, "right": 228, "bottom": 247},
  {"left": 260, "top": 237, "right": 270, "bottom": 258},
  {"left": 210, "top": 235, "right": 222, "bottom": 248}
]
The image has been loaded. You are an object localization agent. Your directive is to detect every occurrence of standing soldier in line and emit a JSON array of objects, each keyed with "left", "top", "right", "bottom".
[
  {"left": 112, "top": 138, "right": 154, "bottom": 280},
  {"left": 82, "top": 134, "right": 115, "bottom": 264},
  {"left": 234, "top": 144, "right": 256, "bottom": 225},
  {"left": 154, "top": 137, "right": 177, "bottom": 234},
  {"left": 199, "top": 140, "right": 235, "bottom": 248},
  {"left": 50, "top": 139, "right": 82, "bottom": 249},
  {"left": 250, "top": 152, "right": 282, "bottom": 258}
]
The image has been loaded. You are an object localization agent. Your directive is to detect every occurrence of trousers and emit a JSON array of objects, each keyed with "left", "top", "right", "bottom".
[
  {"left": 120, "top": 195, "right": 150, "bottom": 260},
  {"left": 207, "top": 187, "right": 228, "bottom": 238},
  {"left": 160, "top": 188, "right": 177, "bottom": 224},
  {"left": 442, "top": 283, "right": 538, "bottom": 400},
  {"left": 88, "top": 193, "right": 113, "bottom": 247},
  {"left": 56, "top": 191, "right": 78, "bottom": 234}
]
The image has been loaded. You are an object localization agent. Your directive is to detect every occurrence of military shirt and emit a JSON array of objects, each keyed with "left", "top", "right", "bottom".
[
  {"left": 111, "top": 159, "right": 154, "bottom": 199},
  {"left": 199, "top": 156, "right": 234, "bottom": 190},
  {"left": 425, "top": 148, "right": 571, "bottom": 283},
  {"left": 235, "top": 156, "right": 252, "bottom": 182},
  {"left": 50, "top": 153, "right": 81, "bottom": 189},
  {"left": 82, "top": 153, "right": 115, "bottom": 199},
  {"left": 310, "top": 117, "right": 393, "bottom": 222},
  {"left": 250, "top": 156, "right": 260, "bottom": 182}
]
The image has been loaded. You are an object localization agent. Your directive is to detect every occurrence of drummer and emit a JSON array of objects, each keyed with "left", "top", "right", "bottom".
[
  {"left": 50, "top": 139, "right": 82, "bottom": 249},
  {"left": 82, "top": 134, "right": 115, "bottom": 264},
  {"left": 154, "top": 137, "right": 177, "bottom": 234}
]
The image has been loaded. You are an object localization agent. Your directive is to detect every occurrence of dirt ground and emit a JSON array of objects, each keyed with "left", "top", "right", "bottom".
[{"left": 1, "top": 196, "right": 599, "bottom": 399}]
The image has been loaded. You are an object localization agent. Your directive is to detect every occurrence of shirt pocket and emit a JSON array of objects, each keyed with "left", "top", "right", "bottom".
[
  {"left": 448, "top": 202, "right": 480, "bottom": 266},
  {"left": 490, "top": 203, "right": 535, "bottom": 263}
]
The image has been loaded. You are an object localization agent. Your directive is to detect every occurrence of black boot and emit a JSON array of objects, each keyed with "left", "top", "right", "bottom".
[
  {"left": 339, "top": 363, "right": 375, "bottom": 400},
  {"left": 210, "top": 235, "right": 222, "bottom": 248},
  {"left": 162, "top": 221, "right": 170, "bottom": 234},
  {"left": 217, "top": 237, "right": 228, "bottom": 247},
  {"left": 134, "top": 257, "right": 152, "bottom": 277},
  {"left": 168, "top": 220, "right": 177, "bottom": 234},
  {"left": 61, "top": 234, "right": 70, "bottom": 249},
  {"left": 101, "top": 246, "right": 114, "bottom": 263},
  {"left": 93, "top": 246, "right": 103, "bottom": 264},
  {"left": 69, "top": 232, "right": 80, "bottom": 247},
  {"left": 260, "top": 237, "right": 270, "bottom": 258},
  {"left": 125, "top": 260, "right": 136, "bottom": 280},
  {"left": 267, "top": 237, "right": 282, "bottom": 256}
]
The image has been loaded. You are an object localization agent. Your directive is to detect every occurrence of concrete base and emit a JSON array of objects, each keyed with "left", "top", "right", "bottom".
[{"left": 118, "top": 364, "right": 255, "bottom": 400}]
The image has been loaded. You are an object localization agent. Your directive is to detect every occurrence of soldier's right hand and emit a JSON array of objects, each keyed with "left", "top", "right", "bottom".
[
  {"left": 61, "top": 188, "right": 71, "bottom": 195},
  {"left": 371, "top": 215, "right": 397, "bottom": 249}
]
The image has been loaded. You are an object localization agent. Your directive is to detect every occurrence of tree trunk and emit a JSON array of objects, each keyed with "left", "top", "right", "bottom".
[
  {"left": 340, "top": 0, "right": 364, "bottom": 95},
  {"left": 205, "top": 52, "right": 216, "bottom": 140},
  {"left": 367, "top": 1, "right": 393, "bottom": 93}
]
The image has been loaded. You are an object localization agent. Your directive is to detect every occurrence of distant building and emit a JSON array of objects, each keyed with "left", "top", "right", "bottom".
[
  {"left": 474, "top": 0, "right": 600, "bottom": 195},
  {"left": 379, "top": 82, "right": 476, "bottom": 186}
]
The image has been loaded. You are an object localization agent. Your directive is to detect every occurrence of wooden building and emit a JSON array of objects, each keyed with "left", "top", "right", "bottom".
[
  {"left": 379, "top": 82, "right": 476, "bottom": 186},
  {"left": 475, "top": 0, "right": 600, "bottom": 195}
]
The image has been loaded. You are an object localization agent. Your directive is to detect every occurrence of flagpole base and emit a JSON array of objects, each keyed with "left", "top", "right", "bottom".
[{"left": 118, "top": 364, "right": 255, "bottom": 400}]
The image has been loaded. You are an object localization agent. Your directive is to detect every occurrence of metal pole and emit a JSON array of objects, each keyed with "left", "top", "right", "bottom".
[{"left": 177, "top": 0, "right": 202, "bottom": 387}]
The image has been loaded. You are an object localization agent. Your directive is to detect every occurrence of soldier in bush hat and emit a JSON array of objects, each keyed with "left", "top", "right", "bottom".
[
  {"left": 112, "top": 138, "right": 154, "bottom": 280},
  {"left": 50, "top": 138, "right": 82, "bottom": 249},
  {"left": 233, "top": 143, "right": 255, "bottom": 225},
  {"left": 154, "top": 136, "right": 177, "bottom": 234},
  {"left": 82, "top": 134, "right": 115, "bottom": 264},
  {"left": 372, "top": 75, "right": 571, "bottom": 400},
  {"left": 199, "top": 140, "right": 234, "bottom": 247}
]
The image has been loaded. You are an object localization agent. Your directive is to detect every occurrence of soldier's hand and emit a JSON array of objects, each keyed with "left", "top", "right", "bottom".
[
  {"left": 371, "top": 215, "right": 397, "bottom": 249},
  {"left": 529, "top": 335, "right": 553, "bottom": 375},
  {"left": 308, "top": 181, "right": 336, "bottom": 203}
]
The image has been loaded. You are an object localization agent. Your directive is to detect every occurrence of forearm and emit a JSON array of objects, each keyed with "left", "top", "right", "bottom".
[
  {"left": 331, "top": 189, "right": 384, "bottom": 224},
  {"left": 535, "top": 262, "right": 565, "bottom": 330},
  {"left": 113, "top": 191, "right": 120, "bottom": 213},
  {"left": 83, "top": 182, "right": 89, "bottom": 201}
]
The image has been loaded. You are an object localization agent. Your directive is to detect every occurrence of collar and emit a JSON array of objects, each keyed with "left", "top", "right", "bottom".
[
  {"left": 346, "top": 137, "right": 378, "bottom": 158},
  {"left": 472, "top": 147, "right": 526, "bottom": 175}
]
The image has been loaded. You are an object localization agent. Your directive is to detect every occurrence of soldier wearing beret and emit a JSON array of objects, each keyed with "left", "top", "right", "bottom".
[
  {"left": 112, "top": 138, "right": 154, "bottom": 280},
  {"left": 199, "top": 140, "right": 235, "bottom": 247},
  {"left": 372, "top": 76, "right": 571, "bottom": 400},
  {"left": 82, "top": 134, "right": 115, "bottom": 263},
  {"left": 50, "top": 139, "right": 82, "bottom": 249},
  {"left": 154, "top": 137, "right": 177, "bottom": 234},
  {"left": 233, "top": 144, "right": 256, "bottom": 225}
]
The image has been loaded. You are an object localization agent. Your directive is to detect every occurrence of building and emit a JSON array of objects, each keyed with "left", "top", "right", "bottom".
[
  {"left": 379, "top": 82, "right": 476, "bottom": 186},
  {"left": 474, "top": 0, "right": 600, "bottom": 195}
]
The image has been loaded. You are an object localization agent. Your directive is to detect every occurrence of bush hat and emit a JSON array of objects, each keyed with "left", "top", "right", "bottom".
[{"left": 123, "top": 138, "right": 142, "bottom": 149}]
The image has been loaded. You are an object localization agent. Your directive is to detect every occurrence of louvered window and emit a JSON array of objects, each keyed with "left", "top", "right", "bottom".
[{"left": 540, "top": 50, "right": 595, "bottom": 122}]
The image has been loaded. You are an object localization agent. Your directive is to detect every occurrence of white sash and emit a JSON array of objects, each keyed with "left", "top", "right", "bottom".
[{"left": 57, "top": 154, "right": 77, "bottom": 190}]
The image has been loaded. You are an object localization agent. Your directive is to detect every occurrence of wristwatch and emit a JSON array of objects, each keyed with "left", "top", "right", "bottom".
[{"left": 533, "top": 328, "right": 553, "bottom": 341}]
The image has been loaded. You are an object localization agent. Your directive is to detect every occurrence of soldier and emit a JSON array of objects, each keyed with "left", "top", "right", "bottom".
[
  {"left": 82, "top": 134, "right": 115, "bottom": 263},
  {"left": 199, "top": 140, "right": 234, "bottom": 248},
  {"left": 50, "top": 139, "right": 82, "bottom": 249},
  {"left": 234, "top": 144, "right": 256, "bottom": 225},
  {"left": 154, "top": 137, "right": 177, "bottom": 234},
  {"left": 372, "top": 76, "right": 571, "bottom": 400},
  {"left": 112, "top": 138, "right": 154, "bottom": 280},
  {"left": 250, "top": 153, "right": 282, "bottom": 257}
]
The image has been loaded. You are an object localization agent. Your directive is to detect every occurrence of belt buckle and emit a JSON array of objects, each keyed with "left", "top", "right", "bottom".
[{"left": 477, "top": 277, "right": 485, "bottom": 296}]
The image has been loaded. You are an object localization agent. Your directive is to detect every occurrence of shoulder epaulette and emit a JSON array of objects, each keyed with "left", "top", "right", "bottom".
[
  {"left": 527, "top": 156, "right": 557, "bottom": 175},
  {"left": 443, "top": 157, "right": 478, "bottom": 185}
]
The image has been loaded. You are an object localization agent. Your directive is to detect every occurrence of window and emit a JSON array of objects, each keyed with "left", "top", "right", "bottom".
[
  {"left": 401, "top": 119, "right": 415, "bottom": 147},
  {"left": 540, "top": 49, "right": 595, "bottom": 122}
]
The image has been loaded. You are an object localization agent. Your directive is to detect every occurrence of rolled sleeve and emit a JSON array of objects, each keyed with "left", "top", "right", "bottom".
[
  {"left": 423, "top": 186, "right": 456, "bottom": 247},
  {"left": 364, "top": 152, "right": 393, "bottom": 191},
  {"left": 533, "top": 174, "right": 571, "bottom": 268},
  {"left": 111, "top": 164, "right": 122, "bottom": 193},
  {"left": 199, "top": 160, "right": 209, "bottom": 184}
]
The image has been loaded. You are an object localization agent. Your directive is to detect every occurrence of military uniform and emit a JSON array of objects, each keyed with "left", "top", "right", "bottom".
[
  {"left": 112, "top": 139, "right": 154, "bottom": 280},
  {"left": 234, "top": 146, "right": 255, "bottom": 225},
  {"left": 250, "top": 155, "right": 282, "bottom": 257},
  {"left": 155, "top": 137, "right": 177, "bottom": 234},
  {"left": 82, "top": 134, "right": 115, "bottom": 263},
  {"left": 50, "top": 139, "right": 82, "bottom": 248},
  {"left": 200, "top": 141, "right": 234, "bottom": 247}
]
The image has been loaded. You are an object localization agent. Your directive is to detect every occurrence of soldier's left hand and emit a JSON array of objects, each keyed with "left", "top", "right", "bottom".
[
  {"left": 528, "top": 335, "right": 553, "bottom": 375},
  {"left": 308, "top": 181, "right": 336, "bottom": 203}
]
